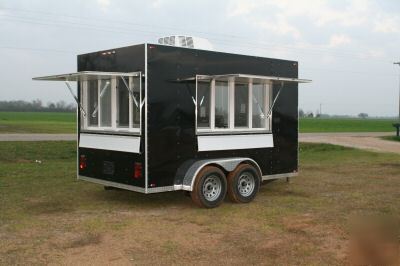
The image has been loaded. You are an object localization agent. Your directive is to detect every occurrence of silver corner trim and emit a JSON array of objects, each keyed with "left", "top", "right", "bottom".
[
  {"left": 173, "top": 184, "right": 191, "bottom": 191},
  {"left": 146, "top": 186, "right": 176, "bottom": 193},
  {"left": 78, "top": 175, "right": 146, "bottom": 193},
  {"left": 144, "top": 44, "right": 148, "bottom": 194},
  {"left": 262, "top": 172, "right": 298, "bottom": 181},
  {"left": 181, "top": 185, "right": 192, "bottom": 191}
]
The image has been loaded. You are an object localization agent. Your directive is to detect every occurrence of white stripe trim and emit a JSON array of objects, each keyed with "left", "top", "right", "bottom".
[
  {"left": 79, "top": 133, "right": 140, "bottom": 153},
  {"left": 197, "top": 133, "right": 273, "bottom": 151}
]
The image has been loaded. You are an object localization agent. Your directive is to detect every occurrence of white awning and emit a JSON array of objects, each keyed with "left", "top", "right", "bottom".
[
  {"left": 32, "top": 71, "right": 142, "bottom": 82},
  {"left": 180, "top": 74, "right": 311, "bottom": 84}
]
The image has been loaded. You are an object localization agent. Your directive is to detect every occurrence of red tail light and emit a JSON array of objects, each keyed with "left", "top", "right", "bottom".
[
  {"left": 79, "top": 155, "right": 87, "bottom": 170},
  {"left": 133, "top": 162, "right": 142, "bottom": 179}
]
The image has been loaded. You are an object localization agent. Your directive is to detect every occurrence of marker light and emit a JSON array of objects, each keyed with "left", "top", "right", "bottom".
[
  {"left": 79, "top": 155, "right": 87, "bottom": 170},
  {"left": 134, "top": 162, "right": 142, "bottom": 179}
]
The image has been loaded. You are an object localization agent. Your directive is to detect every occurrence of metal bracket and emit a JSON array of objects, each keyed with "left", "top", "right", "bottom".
[
  {"left": 140, "top": 97, "right": 146, "bottom": 109},
  {"left": 266, "top": 81, "right": 284, "bottom": 118},
  {"left": 90, "top": 80, "right": 110, "bottom": 117},
  {"left": 65, "top": 81, "right": 86, "bottom": 117},
  {"left": 120, "top": 76, "right": 139, "bottom": 108}
]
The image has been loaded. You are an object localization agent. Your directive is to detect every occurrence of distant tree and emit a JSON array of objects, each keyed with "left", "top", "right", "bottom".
[
  {"left": 47, "top": 102, "right": 56, "bottom": 109},
  {"left": 358, "top": 113, "right": 368, "bottom": 119},
  {"left": 55, "top": 100, "right": 67, "bottom": 110},
  {"left": 306, "top": 112, "right": 314, "bottom": 118},
  {"left": 0, "top": 100, "right": 74, "bottom": 112},
  {"left": 32, "top": 99, "right": 43, "bottom": 110},
  {"left": 299, "top": 109, "right": 305, "bottom": 118}
]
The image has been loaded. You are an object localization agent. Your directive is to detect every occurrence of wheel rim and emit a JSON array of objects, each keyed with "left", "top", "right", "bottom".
[
  {"left": 202, "top": 175, "right": 222, "bottom": 201},
  {"left": 237, "top": 172, "right": 255, "bottom": 197}
]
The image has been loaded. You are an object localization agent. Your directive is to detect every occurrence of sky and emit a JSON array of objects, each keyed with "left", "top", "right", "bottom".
[{"left": 0, "top": 0, "right": 399, "bottom": 117}]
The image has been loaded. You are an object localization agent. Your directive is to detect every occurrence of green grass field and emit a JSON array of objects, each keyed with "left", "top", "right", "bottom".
[
  {"left": 0, "top": 111, "right": 398, "bottom": 134},
  {"left": 0, "top": 112, "right": 75, "bottom": 133},
  {"left": 1, "top": 141, "right": 399, "bottom": 265},
  {"left": 299, "top": 117, "right": 398, "bottom": 133}
]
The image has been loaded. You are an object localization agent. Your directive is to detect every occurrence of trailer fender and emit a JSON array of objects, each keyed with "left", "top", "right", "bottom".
[{"left": 174, "top": 157, "right": 262, "bottom": 191}]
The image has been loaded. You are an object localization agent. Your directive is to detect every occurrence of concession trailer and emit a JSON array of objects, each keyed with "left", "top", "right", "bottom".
[{"left": 33, "top": 41, "right": 310, "bottom": 208}]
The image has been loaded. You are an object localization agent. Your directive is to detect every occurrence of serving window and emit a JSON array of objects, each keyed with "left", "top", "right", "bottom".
[
  {"left": 81, "top": 74, "right": 142, "bottom": 134},
  {"left": 196, "top": 76, "right": 272, "bottom": 134}
]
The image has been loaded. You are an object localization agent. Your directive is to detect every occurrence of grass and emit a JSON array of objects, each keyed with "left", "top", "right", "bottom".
[
  {"left": 1, "top": 141, "right": 399, "bottom": 265},
  {"left": 0, "top": 112, "right": 75, "bottom": 133},
  {"left": 382, "top": 136, "right": 400, "bottom": 142},
  {"left": 300, "top": 117, "right": 398, "bottom": 133},
  {"left": 0, "top": 111, "right": 398, "bottom": 134}
]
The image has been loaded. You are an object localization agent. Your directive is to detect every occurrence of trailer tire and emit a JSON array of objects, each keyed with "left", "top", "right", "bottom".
[
  {"left": 191, "top": 166, "right": 227, "bottom": 208},
  {"left": 227, "top": 164, "right": 260, "bottom": 203}
]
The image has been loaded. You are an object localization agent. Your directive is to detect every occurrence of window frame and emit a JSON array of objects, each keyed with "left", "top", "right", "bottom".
[
  {"left": 195, "top": 76, "right": 272, "bottom": 134},
  {"left": 80, "top": 73, "right": 142, "bottom": 135}
]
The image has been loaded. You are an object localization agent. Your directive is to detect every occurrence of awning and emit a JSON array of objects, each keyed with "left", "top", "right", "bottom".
[
  {"left": 180, "top": 74, "right": 311, "bottom": 84},
  {"left": 182, "top": 74, "right": 311, "bottom": 119},
  {"left": 32, "top": 71, "right": 142, "bottom": 82},
  {"left": 32, "top": 71, "right": 143, "bottom": 117}
]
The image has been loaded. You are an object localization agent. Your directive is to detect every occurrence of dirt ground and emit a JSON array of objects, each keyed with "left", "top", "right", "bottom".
[{"left": 300, "top": 132, "right": 400, "bottom": 154}]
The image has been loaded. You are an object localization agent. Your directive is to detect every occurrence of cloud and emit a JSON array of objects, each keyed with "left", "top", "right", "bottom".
[
  {"left": 359, "top": 48, "right": 386, "bottom": 59},
  {"left": 97, "top": 0, "right": 110, "bottom": 10},
  {"left": 151, "top": 0, "right": 164, "bottom": 9},
  {"left": 227, "top": 0, "right": 259, "bottom": 17},
  {"left": 328, "top": 34, "right": 352, "bottom": 48},
  {"left": 373, "top": 14, "right": 400, "bottom": 33},
  {"left": 224, "top": 0, "right": 400, "bottom": 62},
  {"left": 227, "top": 0, "right": 301, "bottom": 39},
  {"left": 225, "top": 0, "right": 378, "bottom": 40},
  {"left": 226, "top": 0, "right": 376, "bottom": 31},
  {"left": 252, "top": 15, "right": 301, "bottom": 39}
]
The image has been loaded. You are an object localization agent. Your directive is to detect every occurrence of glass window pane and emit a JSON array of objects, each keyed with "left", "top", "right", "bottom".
[
  {"left": 117, "top": 78, "right": 129, "bottom": 128},
  {"left": 234, "top": 83, "right": 249, "bottom": 128},
  {"left": 252, "top": 83, "right": 266, "bottom": 128},
  {"left": 87, "top": 80, "right": 98, "bottom": 127},
  {"left": 197, "top": 81, "right": 211, "bottom": 128},
  {"left": 215, "top": 81, "right": 229, "bottom": 128},
  {"left": 100, "top": 79, "right": 112, "bottom": 127},
  {"left": 132, "top": 77, "right": 140, "bottom": 128}
]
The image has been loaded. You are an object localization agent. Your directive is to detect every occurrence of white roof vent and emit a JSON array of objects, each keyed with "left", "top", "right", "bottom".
[{"left": 158, "top": 35, "right": 214, "bottom": 51}]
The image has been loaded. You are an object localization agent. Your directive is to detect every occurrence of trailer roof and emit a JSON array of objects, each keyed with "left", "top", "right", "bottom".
[
  {"left": 32, "top": 71, "right": 141, "bottom": 81},
  {"left": 181, "top": 74, "right": 311, "bottom": 83}
]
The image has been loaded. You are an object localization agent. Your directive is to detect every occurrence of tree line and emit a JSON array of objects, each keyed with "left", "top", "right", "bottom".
[
  {"left": 299, "top": 109, "right": 369, "bottom": 118},
  {"left": 0, "top": 100, "right": 75, "bottom": 112}
]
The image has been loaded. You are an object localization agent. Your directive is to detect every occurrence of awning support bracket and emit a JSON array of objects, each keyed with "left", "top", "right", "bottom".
[
  {"left": 91, "top": 81, "right": 110, "bottom": 117},
  {"left": 65, "top": 81, "right": 86, "bottom": 117},
  {"left": 266, "top": 81, "right": 284, "bottom": 118},
  {"left": 120, "top": 76, "right": 139, "bottom": 108}
]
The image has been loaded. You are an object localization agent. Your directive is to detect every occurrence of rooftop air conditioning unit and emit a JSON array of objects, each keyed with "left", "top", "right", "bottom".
[{"left": 158, "top": 35, "right": 214, "bottom": 51}]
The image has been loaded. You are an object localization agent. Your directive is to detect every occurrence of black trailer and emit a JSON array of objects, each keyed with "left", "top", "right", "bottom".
[{"left": 33, "top": 43, "right": 310, "bottom": 208}]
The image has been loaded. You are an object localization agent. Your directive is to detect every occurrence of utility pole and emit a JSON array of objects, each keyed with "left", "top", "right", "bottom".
[
  {"left": 394, "top": 62, "right": 400, "bottom": 137},
  {"left": 395, "top": 62, "right": 400, "bottom": 121}
]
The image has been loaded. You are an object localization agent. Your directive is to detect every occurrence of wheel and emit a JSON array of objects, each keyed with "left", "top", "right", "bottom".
[
  {"left": 191, "top": 166, "right": 227, "bottom": 208},
  {"left": 227, "top": 163, "right": 260, "bottom": 203}
]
